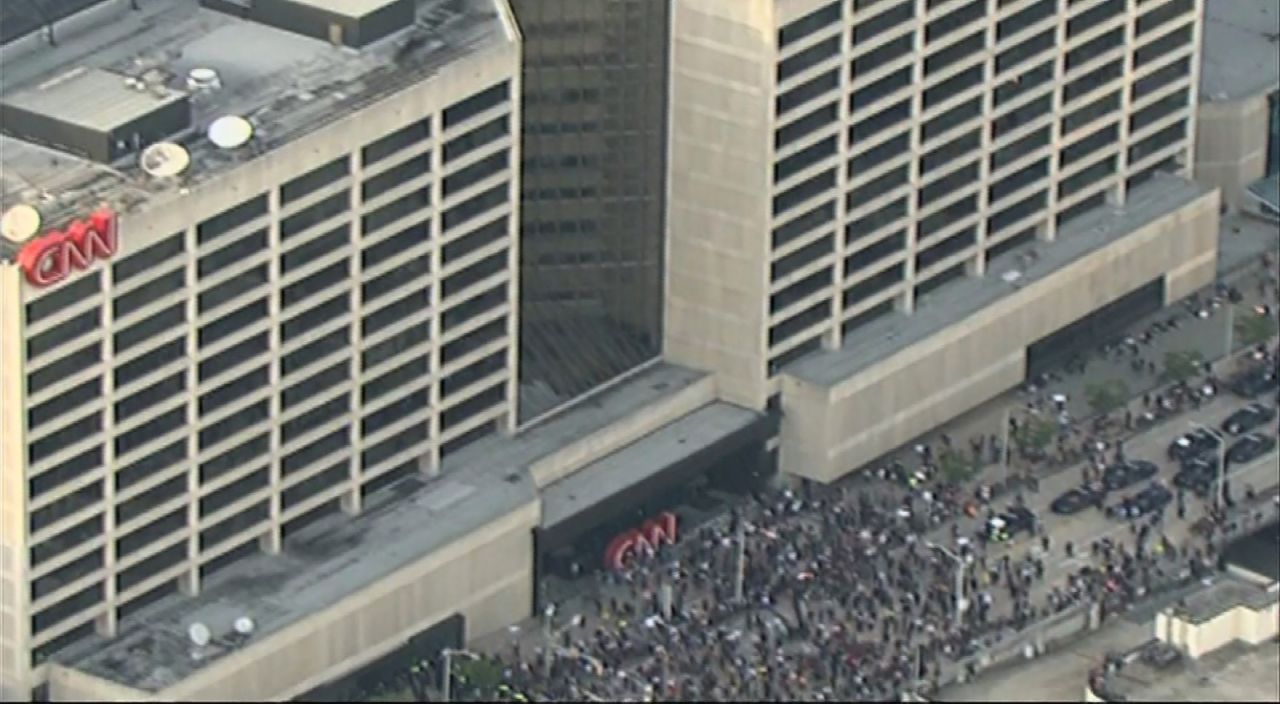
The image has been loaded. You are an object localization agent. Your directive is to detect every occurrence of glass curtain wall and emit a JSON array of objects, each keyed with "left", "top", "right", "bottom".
[{"left": 510, "top": 0, "right": 669, "bottom": 420}]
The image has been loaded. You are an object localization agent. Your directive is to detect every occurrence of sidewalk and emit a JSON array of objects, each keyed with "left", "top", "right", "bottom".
[
  {"left": 472, "top": 237, "right": 1279, "bottom": 680},
  {"left": 870, "top": 243, "right": 1278, "bottom": 489}
]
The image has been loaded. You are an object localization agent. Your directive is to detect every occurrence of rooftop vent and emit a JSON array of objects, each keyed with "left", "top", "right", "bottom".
[
  {"left": 0, "top": 68, "right": 191, "bottom": 164},
  {"left": 198, "top": 0, "right": 415, "bottom": 48},
  {"left": 186, "top": 67, "right": 222, "bottom": 92},
  {"left": 187, "top": 622, "right": 211, "bottom": 647}
]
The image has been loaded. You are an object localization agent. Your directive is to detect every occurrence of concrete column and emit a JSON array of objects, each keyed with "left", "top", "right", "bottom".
[
  {"left": 182, "top": 221, "right": 204, "bottom": 592},
  {"left": 263, "top": 186, "right": 284, "bottom": 556},
  {"left": 1042, "top": 0, "right": 1070, "bottom": 243},
  {"left": 345, "top": 149, "right": 364, "bottom": 517}
]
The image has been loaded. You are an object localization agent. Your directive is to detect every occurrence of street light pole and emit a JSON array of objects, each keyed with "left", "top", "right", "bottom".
[
  {"left": 442, "top": 648, "right": 452, "bottom": 704},
  {"left": 733, "top": 520, "right": 747, "bottom": 603},
  {"left": 927, "top": 543, "right": 966, "bottom": 631},
  {"left": 1188, "top": 421, "right": 1228, "bottom": 510},
  {"left": 1225, "top": 302, "right": 1236, "bottom": 358},
  {"left": 1001, "top": 407, "right": 1012, "bottom": 485}
]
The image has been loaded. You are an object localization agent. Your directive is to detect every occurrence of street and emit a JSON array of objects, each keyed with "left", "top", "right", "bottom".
[{"left": 436, "top": 251, "right": 1280, "bottom": 703}]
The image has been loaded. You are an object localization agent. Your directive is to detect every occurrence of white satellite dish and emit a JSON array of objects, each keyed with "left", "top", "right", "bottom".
[
  {"left": 233, "top": 616, "right": 255, "bottom": 635},
  {"left": 140, "top": 142, "right": 191, "bottom": 178},
  {"left": 1, "top": 204, "right": 42, "bottom": 243},
  {"left": 208, "top": 115, "right": 253, "bottom": 149},
  {"left": 188, "top": 622, "right": 211, "bottom": 647}
]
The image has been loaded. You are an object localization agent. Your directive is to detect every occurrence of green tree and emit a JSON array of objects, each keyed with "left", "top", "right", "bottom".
[
  {"left": 1163, "top": 349, "right": 1204, "bottom": 384},
  {"left": 454, "top": 658, "right": 503, "bottom": 697},
  {"left": 1015, "top": 417, "right": 1056, "bottom": 455},
  {"left": 940, "top": 448, "right": 980, "bottom": 483},
  {"left": 1086, "top": 380, "right": 1129, "bottom": 417},
  {"left": 1236, "top": 311, "right": 1279, "bottom": 348}
]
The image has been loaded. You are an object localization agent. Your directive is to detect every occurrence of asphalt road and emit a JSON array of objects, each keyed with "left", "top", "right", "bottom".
[{"left": 474, "top": 388, "right": 1279, "bottom": 702}]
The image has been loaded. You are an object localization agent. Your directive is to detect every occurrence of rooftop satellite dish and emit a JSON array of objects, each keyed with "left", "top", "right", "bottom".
[
  {"left": 208, "top": 115, "right": 253, "bottom": 149},
  {"left": 187, "top": 67, "right": 221, "bottom": 91},
  {"left": 188, "top": 622, "right": 211, "bottom": 647},
  {"left": 140, "top": 142, "right": 191, "bottom": 178},
  {"left": 233, "top": 616, "right": 255, "bottom": 635},
  {"left": 1, "top": 204, "right": 42, "bottom": 243}
]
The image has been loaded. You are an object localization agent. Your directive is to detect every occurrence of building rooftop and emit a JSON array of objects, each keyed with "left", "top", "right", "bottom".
[
  {"left": 0, "top": 0, "right": 110, "bottom": 45},
  {"left": 54, "top": 363, "right": 711, "bottom": 691},
  {"left": 1171, "top": 575, "right": 1278, "bottom": 624},
  {"left": 786, "top": 174, "right": 1216, "bottom": 387},
  {"left": 56, "top": 452, "right": 538, "bottom": 692},
  {"left": 1221, "top": 522, "right": 1280, "bottom": 587},
  {"left": 454, "top": 362, "right": 711, "bottom": 483},
  {"left": 3, "top": 66, "right": 187, "bottom": 133},
  {"left": 540, "top": 401, "right": 762, "bottom": 530},
  {"left": 1200, "top": 0, "right": 1280, "bottom": 102},
  {"left": 1105, "top": 638, "right": 1280, "bottom": 702},
  {"left": 295, "top": 0, "right": 407, "bottom": 18},
  {"left": 0, "top": 0, "right": 511, "bottom": 243}
]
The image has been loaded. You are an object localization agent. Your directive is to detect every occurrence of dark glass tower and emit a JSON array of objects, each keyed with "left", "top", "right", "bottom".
[{"left": 509, "top": 0, "right": 669, "bottom": 420}]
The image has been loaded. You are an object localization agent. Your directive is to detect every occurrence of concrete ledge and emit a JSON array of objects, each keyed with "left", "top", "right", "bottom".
[{"left": 779, "top": 176, "right": 1220, "bottom": 483}]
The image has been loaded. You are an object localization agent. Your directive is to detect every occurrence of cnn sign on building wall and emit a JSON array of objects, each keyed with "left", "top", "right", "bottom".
[{"left": 16, "top": 208, "right": 118, "bottom": 288}]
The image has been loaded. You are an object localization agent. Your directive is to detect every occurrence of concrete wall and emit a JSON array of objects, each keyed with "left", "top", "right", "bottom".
[
  {"left": 663, "top": 0, "right": 775, "bottom": 411},
  {"left": 47, "top": 499, "right": 539, "bottom": 702},
  {"left": 1157, "top": 597, "right": 1280, "bottom": 659},
  {"left": 1195, "top": 92, "right": 1275, "bottom": 212},
  {"left": 2, "top": 16, "right": 522, "bottom": 699},
  {"left": 778, "top": 188, "right": 1220, "bottom": 483},
  {"left": 528, "top": 373, "right": 716, "bottom": 488},
  {"left": 0, "top": 266, "right": 30, "bottom": 703}
]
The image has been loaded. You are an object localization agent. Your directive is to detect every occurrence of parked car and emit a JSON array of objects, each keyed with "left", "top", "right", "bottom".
[
  {"left": 1230, "top": 367, "right": 1280, "bottom": 399},
  {"left": 1101, "top": 460, "right": 1159, "bottom": 492},
  {"left": 1109, "top": 482, "right": 1173, "bottom": 520},
  {"left": 1167, "top": 428, "right": 1221, "bottom": 463},
  {"left": 985, "top": 506, "right": 1037, "bottom": 542},
  {"left": 1173, "top": 456, "right": 1218, "bottom": 497},
  {"left": 1226, "top": 433, "right": 1277, "bottom": 465},
  {"left": 1050, "top": 485, "right": 1106, "bottom": 515},
  {"left": 1221, "top": 403, "right": 1277, "bottom": 435}
]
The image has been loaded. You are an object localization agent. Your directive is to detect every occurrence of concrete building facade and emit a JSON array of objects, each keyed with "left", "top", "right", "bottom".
[
  {"left": 0, "top": 0, "right": 524, "bottom": 698},
  {"left": 662, "top": 0, "right": 1216, "bottom": 478},
  {"left": 0, "top": 0, "right": 1239, "bottom": 700},
  {"left": 1192, "top": 0, "right": 1280, "bottom": 215},
  {"left": 508, "top": 0, "right": 671, "bottom": 420}
]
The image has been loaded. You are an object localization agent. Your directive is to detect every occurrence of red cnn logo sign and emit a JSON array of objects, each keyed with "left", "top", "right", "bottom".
[
  {"left": 603, "top": 511, "right": 678, "bottom": 571},
  {"left": 17, "top": 208, "right": 118, "bottom": 288}
]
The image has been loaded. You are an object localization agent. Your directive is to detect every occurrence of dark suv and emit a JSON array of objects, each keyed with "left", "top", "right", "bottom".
[
  {"left": 1101, "top": 460, "right": 1159, "bottom": 492},
  {"left": 1167, "top": 429, "right": 1220, "bottom": 463},
  {"left": 1221, "top": 403, "right": 1277, "bottom": 435},
  {"left": 1230, "top": 367, "right": 1280, "bottom": 399},
  {"left": 1173, "top": 456, "right": 1218, "bottom": 496},
  {"left": 1050, "top": 484, "right": 1106, "bottom": 515},
  {"left": 1226, "top": 433, "right": 1277, "bottom": 465},
  {"left": 1109, "top": 482, "right": 1173, "bottom": 520}
]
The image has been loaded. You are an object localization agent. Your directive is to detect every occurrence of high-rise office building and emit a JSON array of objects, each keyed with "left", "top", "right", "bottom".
[
  {"left": 663, "top": 0, "right": 1218, "bottom": 478},
  {"left": 0, "top": 0, "right": 1237, "bottom": 701},
  {"left": 0, "top": 0, "right": 522, "bottom": 698},
  {"left": 1194, "top": 0, "right": 1280, "bottom": 215},
  {"left": 508, "top": 0, "right": 670, "bottom": 419}
]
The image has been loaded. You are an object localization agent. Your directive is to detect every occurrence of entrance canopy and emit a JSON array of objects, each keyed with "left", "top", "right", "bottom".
[
  {"left": 1245, "top": 174, "right": 1279, "bottom": 215},
  {"left": 537, "top": 402, "right": 769, "bottom": 553}
]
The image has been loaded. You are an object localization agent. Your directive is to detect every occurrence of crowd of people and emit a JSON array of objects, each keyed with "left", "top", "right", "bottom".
[
  {"left": 473, "top": 473, "right": 1221, "bottom": 703},
  {"left": 423, "top": 258, "right": 1279, "bottom": 703}
]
